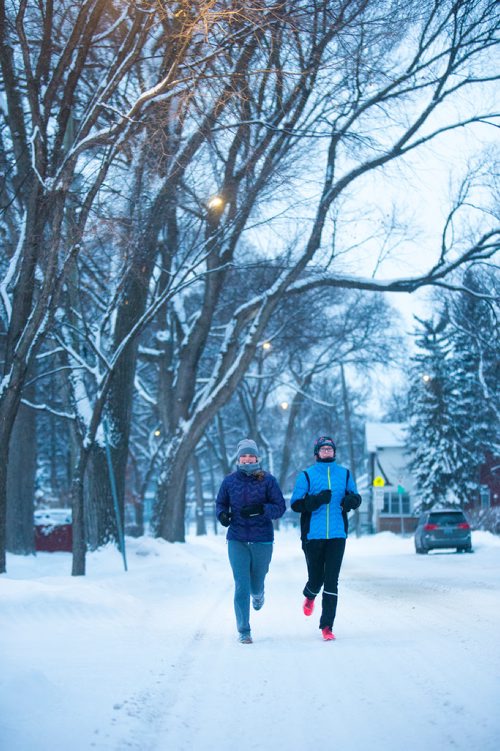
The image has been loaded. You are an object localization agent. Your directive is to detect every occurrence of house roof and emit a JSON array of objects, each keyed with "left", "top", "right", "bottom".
[{"left": 365, "top": 422, "right": 408, "bottom": 452}]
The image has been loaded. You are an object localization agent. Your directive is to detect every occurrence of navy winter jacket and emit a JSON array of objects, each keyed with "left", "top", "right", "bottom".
[{"left": 216, "top": 469, "right": 286, "bottom": 542}]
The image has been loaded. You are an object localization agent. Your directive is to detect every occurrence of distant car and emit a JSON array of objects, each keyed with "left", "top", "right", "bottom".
[
  {"left": 34, "top": 508, "right": 72, "bottom": 552},
  {"left": 34, "top": 509, "right": 72, "bottom": 526},
  {"left": 414, "top": 508, "right": 472, "bottom": 554}
]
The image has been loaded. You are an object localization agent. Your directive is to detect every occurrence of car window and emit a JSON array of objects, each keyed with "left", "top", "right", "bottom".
[{"left": 428, "top": 512, "right": 466, "bottom": 525}]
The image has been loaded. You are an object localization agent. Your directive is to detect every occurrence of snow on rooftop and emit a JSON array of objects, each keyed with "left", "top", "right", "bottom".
[{"left": 365, "top": 422, "right": 408, "bottom": 452}]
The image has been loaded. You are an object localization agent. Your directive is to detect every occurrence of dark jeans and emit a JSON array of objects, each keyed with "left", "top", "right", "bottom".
[
  {"left": 227, "top": 541, "right": 273, "bottom": 635},
  {"left": 302, "top": 537, "right": 346, "bottom": 629}
]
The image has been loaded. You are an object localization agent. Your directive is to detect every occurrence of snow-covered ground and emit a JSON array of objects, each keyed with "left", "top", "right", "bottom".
[{"left": 1, "top": 528, "right": 499, "bottom": 751}]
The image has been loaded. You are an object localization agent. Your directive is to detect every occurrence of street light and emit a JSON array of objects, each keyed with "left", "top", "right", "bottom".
[
  {"left": 280, "top": 401, "right": 289, "bottom": 410},
  {"left": 207, "top": 194, "right": 225, "bottom": 212},
  {"left": 262, "top": 341, "right": 272, "bottom": 352},
  {"left": 422, "top": 374, "right": 432, "bottom": 383}
]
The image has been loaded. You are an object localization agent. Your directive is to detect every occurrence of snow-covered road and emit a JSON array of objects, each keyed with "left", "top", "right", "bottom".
[{"left": 1, "top": 530, "right": 499, "bottom": 751}]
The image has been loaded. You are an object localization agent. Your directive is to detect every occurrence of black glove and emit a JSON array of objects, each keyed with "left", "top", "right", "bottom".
[
  {"left": 240, "top": 503, "right": 265, "bottom": 518},
  {"left": 218, "top": 511, "right": 232, "bottom": 527},
  {"left": 341, "top": 491, "right": 362, "bottom": 512},
  {"left": 304, "top": 489, "right": 331, "bottom": 512}
]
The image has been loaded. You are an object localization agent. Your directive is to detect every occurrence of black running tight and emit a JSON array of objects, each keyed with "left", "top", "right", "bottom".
[{"left": 302, "top": 537, "right": 346, "bottom": 629}]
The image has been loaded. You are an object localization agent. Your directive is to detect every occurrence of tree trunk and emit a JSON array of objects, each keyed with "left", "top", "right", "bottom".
[
  {"left": 133, "top": 497, "right": 144, "bottom": 537},
  {"left": 6, "top": 401, "right": 36, "bottom": 554},
  {"left": 155, "top": 434, "right": 195, "bottom": 542},
  {"left": 279, "top": 375, "right": 313, "bottom": 493},
  {"left": 208, "top": 457, "right": 218, "bottom": 535},
  {"left": 0, "top": 444, "right": 9, "bottom": 573},
  {"left": 156, "top": 474, "right": 187, "bottom": 542},
  {"left": 192, "top": 455, "right": 207, "bottom": 536},
  {"left": 71, "top": 453, "right": 88, "bottom": 576},
  {"left": 216, "top": 413, "right": 231, "bottom": 476},
  {"left": 85, "top": 445, "right": 118, "bottom": 549},
  {"left": 80, "top": 394, "right": 131, "bottom": 552},
  {"left": 86, "top": 201, "right": 164, "bottom": 541},
  {"left": 0, "top": 372, "right": 25, "bottom": 572}
]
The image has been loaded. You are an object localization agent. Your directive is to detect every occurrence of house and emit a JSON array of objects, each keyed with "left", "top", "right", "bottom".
[
  {"left": 365, "top": 422, "right": 418, "bottom": 534},
  {"left": 477, "top": 451, "right": 500, "bottom": 509},
  {"left": 364, "top": 422, "right": 499, "bottom": 534}
]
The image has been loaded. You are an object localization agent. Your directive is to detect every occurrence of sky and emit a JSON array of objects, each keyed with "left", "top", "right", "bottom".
[{"left": 1, "top": 525, "right": 499, "bottom": 751}]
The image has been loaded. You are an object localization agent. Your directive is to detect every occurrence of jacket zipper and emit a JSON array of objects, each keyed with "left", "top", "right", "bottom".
[{"left": 326, "top": 466, "right": 331, "bottom": 539}]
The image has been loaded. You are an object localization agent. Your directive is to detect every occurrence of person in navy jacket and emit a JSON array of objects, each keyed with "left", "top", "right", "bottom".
[
  {"left": 290, "top": 436, "right": 361, "bottom": 641},
  {"left": 216, "top": 438, "right": 286, "bottom": 644}
]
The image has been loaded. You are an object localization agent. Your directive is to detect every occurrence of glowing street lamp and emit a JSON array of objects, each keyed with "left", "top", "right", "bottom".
[
  {"left": 207, "top": 194, "right": 225, "bottom": 212},
  {"left": 262, "top": 341, "right": 272, "bottom": 352},
  {"left": 422, "top": 374, "right": 432, "bottom": 383},
  {"left": 280, "top": 401, "right": 289, "bottom": 410}
]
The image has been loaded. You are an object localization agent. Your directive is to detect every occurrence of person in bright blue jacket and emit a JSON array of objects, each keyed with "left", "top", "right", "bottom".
[
  {"left": 216, "top": 438, "right": 286, "bottom": 644},
  {"left": 290, "top": 436, "right": 361, "bottom": 641}
]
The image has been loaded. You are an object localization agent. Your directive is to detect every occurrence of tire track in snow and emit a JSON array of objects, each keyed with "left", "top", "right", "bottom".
[
  {"left": 103, "top": 583, "right": 234, "bottom": 751},
  {"left": 97, "top": 537, "right": 500, "bottom": 751}
]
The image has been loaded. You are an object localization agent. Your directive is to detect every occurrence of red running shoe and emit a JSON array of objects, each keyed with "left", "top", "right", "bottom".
[
  {"left": 303, "top": 597, "right": 315, "bottom": 616},
  {"left": 321, "top": 627, "right": 335, "bottom": 641}
]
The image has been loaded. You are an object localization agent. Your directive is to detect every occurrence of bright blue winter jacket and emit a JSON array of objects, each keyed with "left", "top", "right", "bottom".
[
  {"left": 216, "top": 469, "right": 286, "bottom": 542},
  {"left": 290, "top": 461, "right": 358, "bottom": 539}
]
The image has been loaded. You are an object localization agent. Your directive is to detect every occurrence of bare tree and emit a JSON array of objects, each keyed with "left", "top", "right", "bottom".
[
  {"left": 1, "top": 1, "right": 498, "bottom": 570},
  {"left": 0, "top": 0, "right": 279, "bottom": 571},
  {"left": 149, "top": 1, "right": 499, "bottom": 541}
]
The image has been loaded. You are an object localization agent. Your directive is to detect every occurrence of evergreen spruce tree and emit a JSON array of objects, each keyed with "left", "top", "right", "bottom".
[
  {"left": 407, "top": 315, "right": 457, "bottom": 509},
  {"left": 445, "top": 268, "right": 500, "bottom": 503},
  {"left": 407, "top": 267, "right": 499, "bottom": 511}
]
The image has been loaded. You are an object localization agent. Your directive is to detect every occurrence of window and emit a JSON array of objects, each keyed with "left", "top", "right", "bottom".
[
  {"left": 428, "top": 512, "right": 467, "bottom": 526},
  {"left": 381, "top": 490, "right": 411, "bottom": 516},
  {"left": 479, "top": 485, "right": 490, "bottom": 509}
]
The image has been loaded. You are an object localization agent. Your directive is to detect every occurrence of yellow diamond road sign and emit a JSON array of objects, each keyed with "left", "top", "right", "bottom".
[{"left": 373, "top": 476, "right": 385, "bottom": 487}]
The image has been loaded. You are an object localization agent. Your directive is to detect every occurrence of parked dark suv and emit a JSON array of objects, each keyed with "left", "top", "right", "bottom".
[{"left": 414, "top": 508, "right": 472, "bottom": 554}]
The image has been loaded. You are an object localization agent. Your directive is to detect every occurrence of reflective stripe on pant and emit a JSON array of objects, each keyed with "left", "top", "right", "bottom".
[
  {"left": 302, "top": 537, "right": 346, "bottom": 629},
  {"left": 227, "top": 540, "right": 273, "bottom": 635}
]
